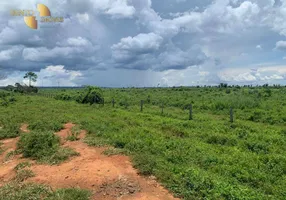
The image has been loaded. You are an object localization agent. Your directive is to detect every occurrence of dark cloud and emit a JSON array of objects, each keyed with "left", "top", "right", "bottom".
[{"left": 0, "top": 0, "right": 286, "bottom": 86}]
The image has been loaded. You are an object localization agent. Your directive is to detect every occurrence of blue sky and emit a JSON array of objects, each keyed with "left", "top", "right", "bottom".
[{"left": 0, "top": 0, "right": 286, "bottom": 87}]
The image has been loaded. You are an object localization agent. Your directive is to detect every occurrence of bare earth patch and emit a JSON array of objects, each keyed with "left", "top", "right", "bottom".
[{"left": 0, "top": 123, "right": 179, "bottom": 200}]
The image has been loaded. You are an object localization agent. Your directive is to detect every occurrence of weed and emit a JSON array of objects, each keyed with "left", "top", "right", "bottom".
[
  {"left": 14, "top": 169, "right": 35, "bottom": 182},
  {"left": 17, "top": 131, "right": 60, "bottom": 160},
  {"left": 67, "top": 126, "right": 81, "bottom": 141},
  {"left": 17, "top": 131, "right": 79, "bottom": 165},
  {"left": 102, "top": 147, "right": 125, "bottom": 156},
  {"left": 5, "top": 150, "right": 17, "bottom": 161},
  {"left": 0, "top": 182, "right": 90, "bottom": 200},
  {"left": 45, "top": 188, "right": 91, "bottom": 200},
  {"left": 0, "top": 123, "right": 20, "bottom": 139},
  {"left": 14, "top": 162, "right": 31, "bottom": 171},
  {"left": 43, "top": 147, "right": 79, "bottom": 165},
  {"left": 0, "top": 182, "right": 51, "bottom": 200}
]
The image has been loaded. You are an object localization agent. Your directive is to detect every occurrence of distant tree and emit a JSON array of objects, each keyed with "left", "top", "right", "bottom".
[
  {"left": 24, "top": 72, "right": 38, "bottom": 87},
  {"left": 219, "top": 83, "right": 228, "bottom": 88}
]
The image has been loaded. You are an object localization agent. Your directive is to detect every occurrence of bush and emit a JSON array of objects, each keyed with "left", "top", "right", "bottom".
[
  {"left": 17, "top": 131, "right": 60, "bottom": 160},
  {"left": 76, "top": 86, "right": 104, "bottom": 105},
  {"left": 0, "top": 123, "right": 20, "bottom": 139},
  {"left": 17, "top": 131, "right": 79, "bottom": 164},
  {"left": 206, "top": 135, "right": 237, "bottom": 146},
  {"left": 28, "top": 120, "right": 63, "bottom": 132}
]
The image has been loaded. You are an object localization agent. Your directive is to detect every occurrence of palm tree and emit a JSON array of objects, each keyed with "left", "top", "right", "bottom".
[{"left": 24, "top": 72, "right": 38, "bottom": 87}]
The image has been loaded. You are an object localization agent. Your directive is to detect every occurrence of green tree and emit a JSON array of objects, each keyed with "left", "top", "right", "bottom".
[{"left": 24, "top": 72, "right": 38, "bottom": 87}]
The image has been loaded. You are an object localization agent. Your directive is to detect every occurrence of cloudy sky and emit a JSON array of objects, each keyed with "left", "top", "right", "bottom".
[{"left": 0, "top": 0, "right": 286, "bottom": 87}]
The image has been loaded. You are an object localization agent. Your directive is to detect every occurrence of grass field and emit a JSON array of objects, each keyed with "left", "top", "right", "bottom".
[{"left": 0, "top": 86, "right": 286, "bottom": 199}]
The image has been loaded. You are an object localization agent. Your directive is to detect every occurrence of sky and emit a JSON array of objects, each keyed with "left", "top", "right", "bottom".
[{"left": 1, "top": 0, "right": 286, "bottom": 87}]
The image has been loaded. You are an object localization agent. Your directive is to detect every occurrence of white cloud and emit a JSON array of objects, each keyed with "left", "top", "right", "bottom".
[
  {"left": 112, "top": 33, "right": 163, "bottom": 52},
  {"left": 1, "top": 0, "right": 286, "bottom": 86},
  {"left": 275, "top": 40, "right": 286, "bottom": 50},
  {"left": 66, "top": 37, "right": 91, "bottom": 47},
  {"left": 218, "top": 65, "right": 286, "bottom": 83},
  {"left": 0, "top": 65, "right": 83, "bottom": 87},
  {"left": 76, "top": 13, "right": 89, "bottom": 24},
  {"left": 92, "top": 0, "right": 136, "bottom": 18}
]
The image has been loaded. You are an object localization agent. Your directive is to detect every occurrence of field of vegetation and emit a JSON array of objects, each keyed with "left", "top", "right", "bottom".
[{"left": 0, "top": 85, "right": 286, "bottom": 199}]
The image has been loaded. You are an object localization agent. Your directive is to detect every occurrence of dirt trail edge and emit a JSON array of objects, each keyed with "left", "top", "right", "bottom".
[{"left": 0, "top": 123, "right": 180, "bottom": 200}]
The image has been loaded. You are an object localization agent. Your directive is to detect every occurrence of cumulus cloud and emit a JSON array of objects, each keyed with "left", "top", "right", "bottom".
[
  {"left": 1, "top": 0, "right": 286, "bottom": 86},
  {"left": 218, "top": 65, "right": 286, "bottom": 84},
  {"left": 275, "top": 40, "right": 286, "bottom": 50},
  {"left": 0, "top": 65, "right": 83, "bottom": 86}
]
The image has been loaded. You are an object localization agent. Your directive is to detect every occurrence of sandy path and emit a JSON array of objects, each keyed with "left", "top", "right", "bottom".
[{"left": 0, "top": 123, "right": 180, "bottom": 200}]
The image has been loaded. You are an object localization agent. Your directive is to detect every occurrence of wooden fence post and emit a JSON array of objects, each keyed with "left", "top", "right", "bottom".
[
  {"left": 112, "top": 98, "right": 115, "bottom": 108},
  {"left": 189, "top": 104, "right": 193, "bottom": 120},
  {"left": 161, "top": 103, "right": 164, "bottom": 115},
  {"left": 140, "top": 100, "right": 144, "bottom": 112},
  {"left": 230, "top": 107, "right": 234, "bottom": 123},
  {"left": 102, "top": 98, "right": 105, "bottom": 106}
]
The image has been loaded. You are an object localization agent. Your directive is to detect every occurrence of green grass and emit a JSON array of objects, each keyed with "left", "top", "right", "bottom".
[
  {"left": 14, "top": 169, "right": 35, "bottom": 182},
  {"left": 1, "top": 87, "right": 286, "bottom": 199},
  {"left": 44, "top": 147, "right": 80, "bottom": 165},
  {"left": 45, "top": 188, "right": 91, "bottom": 200},
  {"left": 17, "top": 131, "right": 79, "bottom": 165},
  {"left": 0, "top": 182, "right": 91, "bottom": 200},
  {"left": 0, "top": 122, "right": 20, "bottom": 140},
  {"left": 5, "top": 150, "right": 18, "bottom": 161},
  {"left": 14, "top": 162, "right": 32, "bottom": 171},
  {"left": 0, "top": 182, "right": 51, "bottom": 200},
  {"left": 102, "top": 147, "right": 125, "bottom": 156},
  {"left": 67, "top": 126, "right": 81, "bottom": 141}
]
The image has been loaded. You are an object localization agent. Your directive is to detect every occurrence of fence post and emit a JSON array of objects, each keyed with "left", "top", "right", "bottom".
[
  {"left": 102, "top": 98, "right": 105, "bottom": 106},
  {"left": 230, "top": 107, "right": 234, "bottom": 123},
  {"left": 189, "top": 104, "right": 193, "bottom": 120},
  {"left": 140, "top": 100, "right": 144, "bottom": 112},
  {"left": 161, "top": 103, "right": 164, "bottom": 115},
  {"left": 112, "top": 98, "right": 115, "bottom": 108}
]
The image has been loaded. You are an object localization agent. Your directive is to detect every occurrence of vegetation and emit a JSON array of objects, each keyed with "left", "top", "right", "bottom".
[
  {"left": 0, "top": 86, "right": 286, "bottom": 199},
  {"left": 0, "top": 183, "right": 91, "bottom": 200},
  {"left": 5, "top": 83, "right": 38, "bottom": 94},
  {"left": 23, "top": 72, "right": 38, "bottom": 87},
  {"left": 54, "top": 86, "right": 104, "bottom": 105},
  {"left": 17, "top": 131, "right": 79, "bottom": 165},
  {"left": 67, "top": 125, "right": 81, "bottom": 141},
  {"left": 14, "top": 162, "right": 32, "bottom": 171},
  {"left": 45, "top": 188, "right": 91, "bottom": 200}
]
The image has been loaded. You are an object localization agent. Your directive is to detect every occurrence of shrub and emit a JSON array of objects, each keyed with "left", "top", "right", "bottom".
[
  {"left": 76, "top": 86, "right": 104, "bottom": 105},
  {"left": 0, "top": 123, "right": 20, "bottom": 139},
  {"left": 206, "top": 135, "right": 237, "bottom": 146},
  {"left": 28, "top": 120, "right": 63, "bottom": 132},
  {"left": 17, "top": 131, "right": 79, "bottom": 164},
  {"left": 132, "top": 154, "right": 157, "bottom": 176},
  {"left": 17, "top": 131, "right": 60, "bottom": 160}
]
